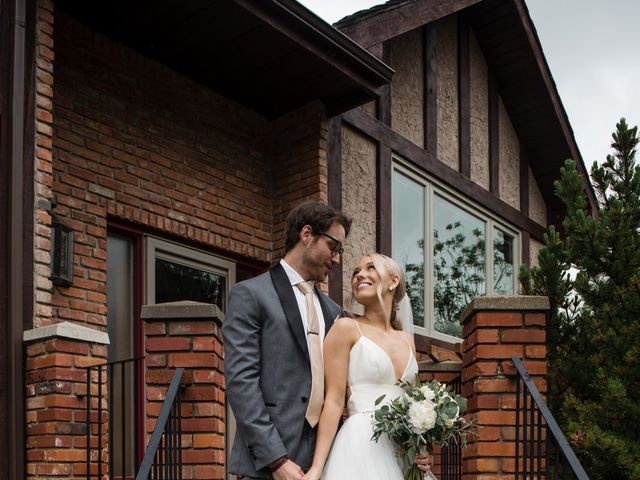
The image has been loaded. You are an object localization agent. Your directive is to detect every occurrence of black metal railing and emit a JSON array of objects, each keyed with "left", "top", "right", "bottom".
[
  {"left": 135, "top": 367, "right": 184, "bottom": 480},
  {"left": 440, "top": 374, "right": 462, "bottom": 480},
  {"left": 85, "top": 356, "right": 143, "bottom": 480},
  {"left": 512, "top": 357, "right": 589, "bottom": 480}
]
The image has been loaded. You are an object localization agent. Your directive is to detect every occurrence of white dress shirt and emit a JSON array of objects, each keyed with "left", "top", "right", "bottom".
[{"left": 280, "top": 259, "right": 326, "bottom": 351}]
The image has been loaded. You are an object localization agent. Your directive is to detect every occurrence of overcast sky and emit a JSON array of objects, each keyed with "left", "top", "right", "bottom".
[{"left": 299, "top": 0, "right": 640, "bottom": 171}]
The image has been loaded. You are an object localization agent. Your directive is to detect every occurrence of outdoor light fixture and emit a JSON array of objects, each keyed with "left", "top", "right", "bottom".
[{"left": 51, "top": 212, "right": 74, "bottom": 286}]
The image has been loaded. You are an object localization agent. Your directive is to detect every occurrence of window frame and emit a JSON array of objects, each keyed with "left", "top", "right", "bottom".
[
  {"left": 392, "top": 158, "right": 521, "bottom": 342},
  {"left": 145, "top": 236, "right": 236, "bottom": 308}
]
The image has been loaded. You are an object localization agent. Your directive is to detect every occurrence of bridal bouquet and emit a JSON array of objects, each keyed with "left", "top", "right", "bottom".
[{"left": 371, "top": 377, "right": 475, "bottom": 480}]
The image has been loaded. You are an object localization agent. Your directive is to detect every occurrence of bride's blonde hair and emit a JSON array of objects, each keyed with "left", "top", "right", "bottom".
[{"left": 357, "top": 253, "right": 406, "bottom": 330}]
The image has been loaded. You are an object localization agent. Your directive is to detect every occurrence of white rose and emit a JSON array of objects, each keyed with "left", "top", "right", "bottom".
[
  {"left": 420, "top": 385, "right": 436, "bottom": 401},
  {"left": 408, "top": 399, "right": 437, "bottom": 434}
]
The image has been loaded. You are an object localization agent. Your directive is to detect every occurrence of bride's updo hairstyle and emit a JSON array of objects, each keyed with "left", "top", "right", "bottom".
[{"left": 368, "top": 253, "right": 406, "bottom": 331}]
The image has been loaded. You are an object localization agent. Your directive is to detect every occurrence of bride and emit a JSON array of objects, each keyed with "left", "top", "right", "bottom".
[{"left": 304, "top": 253, "right": 431, "bottom": 480}]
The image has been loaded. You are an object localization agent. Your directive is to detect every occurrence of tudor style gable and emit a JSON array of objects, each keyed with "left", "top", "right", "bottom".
[{"left": 328, "top": 0, "right": 596, "bottom": 345}]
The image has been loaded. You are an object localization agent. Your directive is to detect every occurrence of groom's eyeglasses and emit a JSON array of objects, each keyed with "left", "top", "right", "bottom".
[{"left": 319, "top": 232, "right": 344, "bottom": 257}]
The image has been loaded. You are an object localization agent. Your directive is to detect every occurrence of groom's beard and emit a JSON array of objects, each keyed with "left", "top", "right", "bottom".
[{"left": 302, "top": 247, "right": 333, "bottom": 282}]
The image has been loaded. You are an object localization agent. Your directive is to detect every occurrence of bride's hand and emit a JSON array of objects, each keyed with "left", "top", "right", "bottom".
[
  {"left": 303, "top": 464, "right": 323, "bottom": 480},
  {"left": 414, "top": 453, "right": 433, "bottom": 473}
]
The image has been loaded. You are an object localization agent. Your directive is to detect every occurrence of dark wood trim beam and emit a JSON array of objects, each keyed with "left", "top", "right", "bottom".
[
  {"left": 342, "top": 108, "right": 547, "bottom": 241},
  {"left": 488, "top": 70, "right": 499, "bottom": 195},
  {"left": 519, "top": 141, "right": 529, "bottom": 217},
  {"left": 327, "top": 117, "right": 343, "bottom": 304},
  {"left": 0, "top": 3, "right": 10, "bottom": 478},
  {"left": 377, "top": 143, "right": 392, "bottom": 256},
  {"left": 424, "top": 24, "right": 437, "bottom": 156},
  {"left": 376, "top": 41, "right": 392, "bottom": 126},
  {"left": 5, "top": 0, "right": 29, "bottom": 477},
  {"left": 457, "top": 15, "right": 470, "bottom": 177},
  {"left": 336, "top": 0, "right": 483, "bottom": 49}
]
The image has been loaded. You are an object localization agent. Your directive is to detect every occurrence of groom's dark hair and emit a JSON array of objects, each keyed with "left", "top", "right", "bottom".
[{"left": 284, "top": 201, "right": 351, "bottom": 253}]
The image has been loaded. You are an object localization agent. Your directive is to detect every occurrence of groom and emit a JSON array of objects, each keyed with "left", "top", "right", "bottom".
[{"left": 223, "top": 201, "right": 351, "bottom": 480}]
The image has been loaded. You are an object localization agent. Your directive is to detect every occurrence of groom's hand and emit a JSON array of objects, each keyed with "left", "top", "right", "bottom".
[{"left": 272, "top": 458, "right": 305, "bottom": 480}]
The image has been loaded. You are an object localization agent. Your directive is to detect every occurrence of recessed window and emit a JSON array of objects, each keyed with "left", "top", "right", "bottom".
[
  {"left": 146, "top": 237, "right": 235, "bottom": 310},
  {"left": 392, "top": 161, "right": 519, "bottom": 340}
]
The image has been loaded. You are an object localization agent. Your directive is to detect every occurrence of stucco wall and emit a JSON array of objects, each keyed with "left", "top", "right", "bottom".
[
  {"left": 530, "top": 238, "right": 543, "bottom": 268},
  {"left": 498, "top": 97, "right": 520, "bottom": 210},
  {"left": 390, "top": 29, "right": 424, "bottom": 147},
  {"left": 469, "top": 32, "right": 489, "bottom": 190},
  {"left": 529, "top": 167, "right": 547, "bottom": 226},
  {"left": 360, "top": 100, "right": 376, "bottom": 117},
  {"left": 341, "top": 125, "right": 377, "bottom": 306},
  {"left": 435, "top": 16, "right": 459, "bottom": 171}
]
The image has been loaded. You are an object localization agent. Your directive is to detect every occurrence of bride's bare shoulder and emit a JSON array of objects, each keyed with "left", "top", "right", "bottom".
[{"left": 329, "top": 316, "right": 361, "bottom": 339}]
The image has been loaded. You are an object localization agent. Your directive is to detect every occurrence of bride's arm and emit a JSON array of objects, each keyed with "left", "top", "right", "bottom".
[{"left": 304, "top": 318, "right": 357, "bottom": 480}]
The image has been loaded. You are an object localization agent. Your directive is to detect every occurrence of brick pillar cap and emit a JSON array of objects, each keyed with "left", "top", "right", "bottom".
[
  {"left": 23, "top": 321, "right": 110, "bottom": 344},
  {"left": 141, "top": 300, "right": 224, "bottom": 321},
  {"left": 460, "top": 295, "right": 549, "bottom": 325}
]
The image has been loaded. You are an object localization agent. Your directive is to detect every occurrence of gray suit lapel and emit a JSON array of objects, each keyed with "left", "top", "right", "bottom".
[{"left": 269, "top": 264, "right": 310, "bottom": 360}]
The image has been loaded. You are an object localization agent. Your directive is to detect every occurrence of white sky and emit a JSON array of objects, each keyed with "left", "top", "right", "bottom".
[{"left": 299, "top": 0, "right": 640, "bottom": 171}]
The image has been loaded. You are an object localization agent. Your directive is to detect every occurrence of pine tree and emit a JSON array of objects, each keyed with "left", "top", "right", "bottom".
[{"left": 520, "top": 119, "right": 640, "bottom": 479}]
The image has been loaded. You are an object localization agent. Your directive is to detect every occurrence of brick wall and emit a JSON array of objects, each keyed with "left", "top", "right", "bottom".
[
  {"left": 45, "top": 13, "right": 330, "bottom": 332},
  {"left": 141, "top": 302, "right": 226, "bottom": 480},
  {"left": 33, "top": 0, "right": 55, "bottom": 328},
  {"left": 271, "top": 101, "right": 329, "bottom": 257},
  {"left": 460, "top": 295, "right": 549, "bottom": 480}
]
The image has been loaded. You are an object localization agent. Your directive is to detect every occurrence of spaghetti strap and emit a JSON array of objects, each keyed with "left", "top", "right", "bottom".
[
  {"left": 352, "top": 319, "right": 363, "bottom": 337},
  {"left": 400, "top": 332, "right": 414, "bottom": 358},
  {"left": 401, "top": 333, "right": 412, "bottom": 350}
]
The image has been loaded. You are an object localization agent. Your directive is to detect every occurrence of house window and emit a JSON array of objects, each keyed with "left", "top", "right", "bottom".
[
  {"left": 145, "top": 237, "right": 235, "bottom": 309},
  {"left": 392, "top": 161, "right": 519, "bottom": 340}
]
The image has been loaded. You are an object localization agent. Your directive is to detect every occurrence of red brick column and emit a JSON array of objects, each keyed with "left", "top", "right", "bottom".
[
  {"left": 23, "top": 322, "right": 109, "bottom": 479},
  {"left": 460, "top": 296, "right": 549, "bottom": 480},
  {"left": 141, "top": 301, "right": 225, "bottom": 480}
]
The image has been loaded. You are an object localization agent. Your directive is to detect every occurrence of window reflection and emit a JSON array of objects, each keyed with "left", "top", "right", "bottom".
[
  {"left": 433, "top": 195, "right": 486, "bottom": 337},
  {"left": 391, "top": 164, "right": 519, "bottom": 339},
  {"left": 493, "top": 228, "right": 514, "bottom": 294},
  {"left": 155, "top": 258, "right": 226, "bottom": 310},
  {"left": 392, "top": 172, "right": 425, "bottom": 327}
]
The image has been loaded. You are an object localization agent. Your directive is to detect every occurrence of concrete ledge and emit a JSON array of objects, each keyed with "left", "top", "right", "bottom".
[
  {"left": 141, "top": 300, "right": 224, "bottom": 322},
  {"left": 460, "top": 295, "right": 549, "bottom": 325},
  {"left": 23, "top": 321, "right": 110, "bottom": 344}
]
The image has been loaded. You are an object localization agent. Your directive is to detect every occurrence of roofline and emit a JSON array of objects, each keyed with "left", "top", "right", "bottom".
[
  {"left": 513, "top": 0, "right": 598, "bottom": 213},
  {"left": 234, "top": 0, "right": 394, "bottom": 95},
  {"left": 336, "top": 0, "right": 597, "bottom": 215},
  {"left": 335, "top": 0, "right": 483, "bottom": 48}
]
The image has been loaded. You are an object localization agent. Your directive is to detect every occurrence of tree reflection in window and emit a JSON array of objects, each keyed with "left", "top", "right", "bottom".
[
  {"left": 155, "top": 258, "right": 225, "bottom": 310},
  {"left": 432, "top": 222, "right": 485, "bottom": 337},
  {"left": 405, "top": 223, "right": 514, "bottom": 338}
]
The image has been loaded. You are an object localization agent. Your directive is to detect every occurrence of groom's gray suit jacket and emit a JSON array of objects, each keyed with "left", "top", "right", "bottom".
[{"left": 223, "top": 263, "right": 342, "bottom": 478}]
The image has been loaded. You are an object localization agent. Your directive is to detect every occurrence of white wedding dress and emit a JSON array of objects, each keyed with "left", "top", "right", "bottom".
[{"left": 322, "top": 322, "right": 419, "bottom": 479}]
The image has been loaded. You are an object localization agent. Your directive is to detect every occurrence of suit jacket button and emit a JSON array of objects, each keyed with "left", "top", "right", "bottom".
[{"left": 301, "top": 396, "right": 307, "bottom": 403}]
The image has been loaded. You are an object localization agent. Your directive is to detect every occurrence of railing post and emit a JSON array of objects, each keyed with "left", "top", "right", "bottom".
[{"left": 460, "top": 295, "right": 549, "bottom": 479}]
